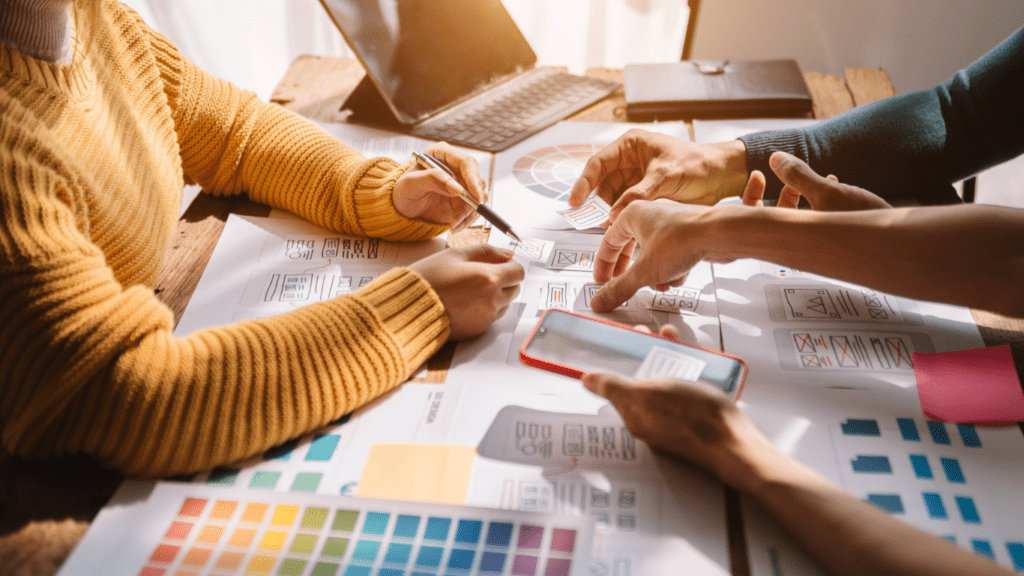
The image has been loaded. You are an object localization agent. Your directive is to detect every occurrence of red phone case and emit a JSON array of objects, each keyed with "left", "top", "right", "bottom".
[{"left": 519, "top": 309, "right": 748, "bottom": 398}]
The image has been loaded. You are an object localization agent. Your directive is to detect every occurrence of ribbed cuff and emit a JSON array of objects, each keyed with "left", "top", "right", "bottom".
[
  {"left": 356, "top": 268, "right": 449, "bottom": 371},
  {"left": 739, "top": 130, "right": 810, "bottom": 200},
  {"left": 352, "top": 158, "right": 449, "bottom": 241}
]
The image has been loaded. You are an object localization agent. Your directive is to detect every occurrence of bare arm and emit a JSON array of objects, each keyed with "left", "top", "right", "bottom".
[{"left": 583, "top": 371, "right": 1014, "bottom": 576}]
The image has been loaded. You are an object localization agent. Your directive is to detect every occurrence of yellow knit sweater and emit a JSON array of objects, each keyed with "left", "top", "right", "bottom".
[{"left": 0, "top": 1, "right": 450, "bottom": 476}]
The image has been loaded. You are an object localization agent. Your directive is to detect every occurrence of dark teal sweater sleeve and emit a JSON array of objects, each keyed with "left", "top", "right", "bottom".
[{"left": 740, "top": 26, "right": 1024, "bottom": 205}]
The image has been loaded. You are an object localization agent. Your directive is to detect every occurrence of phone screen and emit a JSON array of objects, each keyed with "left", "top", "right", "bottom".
[{"left": 521, "top": 310, "right": 746, "bottom": 395}]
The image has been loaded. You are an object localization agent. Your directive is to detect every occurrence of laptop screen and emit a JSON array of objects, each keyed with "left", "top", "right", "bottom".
[{"left": 321, "top": 0, "right": 537, "bottom": 124}]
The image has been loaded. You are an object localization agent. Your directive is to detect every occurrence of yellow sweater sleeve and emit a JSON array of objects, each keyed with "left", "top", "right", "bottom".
[
  {"left": 150, "top": 31, "right": 446, "bottom": 241},
  {"left": 0, "top": 4, "right": 450, "bottom": 476}
]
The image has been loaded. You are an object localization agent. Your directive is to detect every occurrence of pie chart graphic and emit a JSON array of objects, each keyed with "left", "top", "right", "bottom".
[{"left": 511, "top": 143, "right": 603, "bottom": 202}]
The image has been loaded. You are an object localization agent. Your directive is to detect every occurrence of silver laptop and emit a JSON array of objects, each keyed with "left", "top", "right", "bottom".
[{"left": 319, "top": 0, "right": 620, "bottom": 152}]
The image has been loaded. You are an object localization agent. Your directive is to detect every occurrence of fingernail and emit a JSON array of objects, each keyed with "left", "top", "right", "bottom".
[{"left": 499, "top": 248, "right": 515, "bottom": 258}]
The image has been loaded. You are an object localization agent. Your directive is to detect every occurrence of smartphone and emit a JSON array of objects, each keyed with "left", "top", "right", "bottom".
[{"left": 520, "top": 309, "right": 747, "bottom": 397}]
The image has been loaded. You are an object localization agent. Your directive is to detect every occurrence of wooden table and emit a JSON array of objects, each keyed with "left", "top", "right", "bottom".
[{"left": 3, "top": 57, "right": 1023, "bottom": 576}]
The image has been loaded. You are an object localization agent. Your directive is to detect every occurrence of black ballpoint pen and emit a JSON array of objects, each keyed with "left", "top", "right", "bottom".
[{"left": 412, "top": 151, "right": 523, "bottom": 243}]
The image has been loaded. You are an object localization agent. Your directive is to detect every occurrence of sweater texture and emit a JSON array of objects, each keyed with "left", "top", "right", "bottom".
[
  {"left": 0, "top": 0, "right": 450, "bottom": 476},
  {"left": 741, "top": 26, "right": 1024, "bottom": 205}
]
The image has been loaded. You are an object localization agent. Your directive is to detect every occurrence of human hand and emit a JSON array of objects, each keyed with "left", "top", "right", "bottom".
[
  {"left": 393, "top": 142, "right": 488, "bottom": 232},
  {"left": 568, "top": 129, "right": 748, "bottom": 221},
  {"left": 409, "top": 244, "right": 525, "bottom": 341},
  {"left": 589, "top": 200, "right": 721, "bottom": 312},
  {"left": 581, "top": 368, "right": 776, "bottom": 492},
  {"left": 740, "top": 151, "right": 892, "bottom": 211}
]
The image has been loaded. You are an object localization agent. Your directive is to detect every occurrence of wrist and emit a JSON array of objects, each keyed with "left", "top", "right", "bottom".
[{"left": 710, "top": 140, "right": 749, "bottom": 202}]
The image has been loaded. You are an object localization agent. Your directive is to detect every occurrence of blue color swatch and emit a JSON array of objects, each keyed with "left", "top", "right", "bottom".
[
  {"left": 955, "top": 496, "right": 981, "bottom": 523},
  {"left": 972, "top": 539, "right": 994, "bottom": 559},
  {"left": 264, "top": 438, "right": 299, "bottom": 460},
  {"left": 306, "top": 434, "right": 341, "bottom": 461},
  {"left": 940, "top": 458, "right": 965, "bottom": 483},
  {"left": 352, "top": 540, "right": 380, "bottom": 562},
  {"left": 956, "top": 424, "right": 982, "bottom": 447},
  {"left": 363, "top": 512, "right": 390, "bottom": 535},
  {"left": 922, "top": 492, "right": 947, "bottom": 519},
  {"left": 480, "top": 551, "right": 507, "bottom": 573},
  {"left": 867, "top": 494, "right": 904, "bottom": 514},
  {"left": 909, "top": 454, "right": 933, "bottom": 479},
  {"left": 424, "top": 517, "right": 451, "bottom": 541},
  {"left": 1007, "top": 542, "right": 1024, "bottom": 570},
  {"left": 416, "top": 546, "right": 444, "bottom": 568},
  {"left": 841, "top": 419, "right": 880, "bottom": 436},
  {"left": 927, "top": 421, "right": 950, "bottom": 445},
  {"left": 851, "top": 455, "right": 892, "bottom": 474},
  {"left": 455, "top": 520, "right": 483, "bottom": 544},
  {"left": 448, "top": 548, "right": 475, "bottom": 570},
  {"left": 393, "top": 515, "right": 420, "bottom": 538},
  {"left": 896, "top": 417, "right": 920, "bottom": 441},
  {"left": 343, "top": 567, "right": 370, "bottom": 576},
  {"left": 384, "top": 543, "right": 412, "bottom": 564},
  {"left": 485, "top": 522, "right": 514, "bottom": 547}
]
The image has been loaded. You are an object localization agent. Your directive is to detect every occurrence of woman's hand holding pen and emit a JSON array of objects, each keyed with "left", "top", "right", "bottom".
[{"left": 393, "top": 142, "right": 488, "bottom": 232}]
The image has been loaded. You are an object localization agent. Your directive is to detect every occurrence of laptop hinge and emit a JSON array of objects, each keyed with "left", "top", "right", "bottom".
[{"left": 342, "top": 75, "right": 406, "bottom": 129}]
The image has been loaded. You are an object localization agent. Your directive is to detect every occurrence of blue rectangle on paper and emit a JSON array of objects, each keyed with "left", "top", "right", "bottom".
[
  {"left": 424, "top": 517, "right": 451, "bottom": 541},
  {"left": 377, "top": 570, "right": 403, "bottom": 576},
  {"left": 867, "top": 494, "right": 904, "bottom": 514},
  {"left": 393, "top": 515, "right": 420, "bottom": 538},
  {"left": 1007, "top": 542, "right": 1024, "bottom": 570},
  {"left": 384, "top": 543, "right": 412, "bottom": 564},
  {"left": 305, "top": 434, "right": 341, "bottom": 461},
  {"left": 851, "top": 455, "right": 892, "bottom": 474},
  {"left": 455, "top": 520, "right": 482, "bottom": 544},
  {"left": 942, "top": 535, "right": 956, "bottom": 544},
  {"left": 206, "top": 467, "right": 240, "bottom": 486},
  {"left": 927, "top": 421, "right": 950, "bottom": 444},
  {"left": 416, "top": 546, "right": 444, "bottom": 567},
  {"left": 485, "top": 522, "right": 514, "bottom": 547},
  {"left": 264, "top": 438, "right": 299, "bottom": 460},
  {"left": 955, "top": 496, "right": 981, "bottom": 523},
  {"left": 448, "top": 549, "right": 475, "bottom": 570},
  {"left": 480, "top": 551, "right": 507, "bottom": 573},
  {"left": 922, "top": 493, "right": 947, "bottom": 519},
  {"left": 896, "top": 418, "right": 920, "bottom": 441},
  {"left": 972, "top": 540, "right": 994, "bottom": 559},
  {"left": 841, "top": 419, "right": 880, "bottom": 436},
  {"left": 343, "top": 567, "right": 371, "bottom": 576},
  {"left": 940, "top": 458, "right": 965, "bottom": 483},
  {"left": 957, "top": 424, "right": 982, "bottom": 447},
  {"left": 363, "top": 512, "right": 390, "bottom": 535},
  {"left": 909, "top": 454, "right": 933, "bottom": 479},
  {"left": 352, "top": 540, "right": 381, "bottom": 561}
]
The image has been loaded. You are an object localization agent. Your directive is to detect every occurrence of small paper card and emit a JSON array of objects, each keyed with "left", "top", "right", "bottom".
[
  {"left": 557, "top": 197, "right": 612, "bottom": 230},
  {"left": 508, "top": 237, "right": 554, "bottom": 261},
  {"left": 912, "top": 344, "right": 1024, "bottom": 423},
  {"left": 635, "top": 345, "right": 706, "bottom": 381}
]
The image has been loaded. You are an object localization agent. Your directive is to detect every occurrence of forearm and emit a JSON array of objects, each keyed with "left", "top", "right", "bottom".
[
  {"left": 740, "top": 453, "right": 1013, "bottom": 576},
  {"left": 708, "top": 204, "right": 1024, "bottom": 316}
]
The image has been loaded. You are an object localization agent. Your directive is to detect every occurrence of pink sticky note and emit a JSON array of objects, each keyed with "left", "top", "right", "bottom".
[{"left": 913, "top": 344, "right": 1024, "bottom": 423}]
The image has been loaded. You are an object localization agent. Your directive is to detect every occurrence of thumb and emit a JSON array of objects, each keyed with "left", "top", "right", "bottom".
[
  {"left": 590, "top": 264, "right": 648, "bottom": 312},
  {"left": 609, "top": 171, "right": 663, "bottom": 220},
  {"left": 582, "top": 372, "right": 633, "bottom": 403},
  {"left": 769, "top": 151, "right": 830, "bottom": 200}
]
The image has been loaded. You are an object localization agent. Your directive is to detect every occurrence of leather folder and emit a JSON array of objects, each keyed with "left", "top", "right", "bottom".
[{"left": 624, "top": 59, "right": 813, "bottom": 121}]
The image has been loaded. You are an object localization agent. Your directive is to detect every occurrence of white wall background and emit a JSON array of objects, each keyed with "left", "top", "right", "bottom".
[{"left": 692, "top": 0, "right": 1024, "bottom": 94}]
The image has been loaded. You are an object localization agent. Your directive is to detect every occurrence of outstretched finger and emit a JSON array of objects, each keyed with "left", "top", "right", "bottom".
[
  {"left": 777, "top": 184, "right": 802, "bottom": 209},
  {"left": 570, "top": 145, "right": 624, "bottom": 207},
  {"left": 769, "top": 151, "right": 832, "bottom": 202},
  {"left": 741, "top": 170, "right": 766, "bottom": 206}
]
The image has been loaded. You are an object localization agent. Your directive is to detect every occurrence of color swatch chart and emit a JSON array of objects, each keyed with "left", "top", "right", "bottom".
[
  {"left": 829, "top": 416, "right": 1024, "bottom": 571},
  {"left": 119, "top": 484, "right": 594, "bottom": 576}
]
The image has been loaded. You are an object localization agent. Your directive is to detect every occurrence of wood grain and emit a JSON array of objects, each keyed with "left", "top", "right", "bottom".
[{"left": 803, "top": 72, "right": 855, "bottom": 119}]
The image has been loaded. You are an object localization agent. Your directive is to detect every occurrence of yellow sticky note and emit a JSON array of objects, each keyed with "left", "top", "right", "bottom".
[{"left": 356, "top": 444, "right": 475, "bottom": 505}]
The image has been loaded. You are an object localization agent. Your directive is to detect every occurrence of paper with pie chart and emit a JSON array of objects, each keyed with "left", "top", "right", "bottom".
[{"left": 491, "top": 122, "right": 691, "bottom": 230}]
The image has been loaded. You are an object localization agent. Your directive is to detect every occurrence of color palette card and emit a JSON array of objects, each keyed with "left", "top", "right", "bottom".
[{"left": 97, "top": 483, "right": 594, "bottom": 576}]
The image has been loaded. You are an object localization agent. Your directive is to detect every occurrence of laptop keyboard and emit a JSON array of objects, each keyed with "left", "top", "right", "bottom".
[{"left": 412, "top": 69, "right": 620, "bottom": 152}]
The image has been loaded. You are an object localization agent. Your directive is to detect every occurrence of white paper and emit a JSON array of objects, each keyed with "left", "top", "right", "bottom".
[
  {"left": 557, "top": 196, "right": 612, "bottom": 230},
  {"left": 491, "top": 121, "right": 692, "bottom": 230},
  {"left": 635, "top": 346, "right": 707, "bottom": 381}
]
